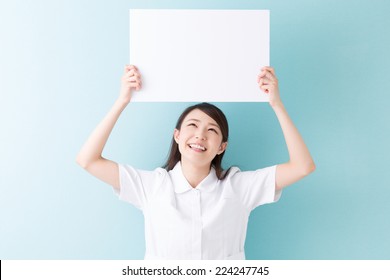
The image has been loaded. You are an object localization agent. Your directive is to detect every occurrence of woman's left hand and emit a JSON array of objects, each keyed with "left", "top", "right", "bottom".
[{"left": 257, "top": 66, "right": 283, "bottom": 108}]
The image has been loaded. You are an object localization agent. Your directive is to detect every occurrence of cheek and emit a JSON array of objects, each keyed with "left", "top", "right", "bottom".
[
  {"left": 177, "top": 135, "right": 189, "bottom": 151},
  {"left": 181, "top": 129, "right": 195, "bottom": 142},
  {"left": 210, "top": 136, "right": 223, "bottom": 150}
]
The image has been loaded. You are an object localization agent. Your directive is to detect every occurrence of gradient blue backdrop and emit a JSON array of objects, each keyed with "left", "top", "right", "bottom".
[{"left": 1, "top": 0, "right": 389, "bottom": 259}]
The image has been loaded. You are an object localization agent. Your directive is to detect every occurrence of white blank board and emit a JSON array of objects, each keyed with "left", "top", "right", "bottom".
[{"left": 129, "top": 9, "right": 269, "bottom": 102}]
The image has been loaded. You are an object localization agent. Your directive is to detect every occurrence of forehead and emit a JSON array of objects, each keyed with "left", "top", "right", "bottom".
[{"left": 183, "top": 109, "right": 218, "bottom": 126}]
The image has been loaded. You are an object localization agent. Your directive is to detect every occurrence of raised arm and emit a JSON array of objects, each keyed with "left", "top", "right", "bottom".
[
  {"left": 76, "top": 65, "right": 142, "bottom": 190},
  {"left": 258, "top": 67, "right": 315, "bottom": 191}
]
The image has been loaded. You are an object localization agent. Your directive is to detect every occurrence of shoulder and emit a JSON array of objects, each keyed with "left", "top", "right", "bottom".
[
  {"left": 223, "top": 165, "right": 277, "bottom": 185},
  {"left": 115, "top": 165, "right": 170, "bottom": 208},
  {"left": 118, "top": 164, "right": 169, "bottom": 185},
  {"left": 119, "top": 164, "right": 167, "bottom": 175},
  {"left": 222, "top": 165, "right": 280, "bottom": 210},
  {"left": 224, "top": 166, "right": 272, "bottom": 178},
  {"left": 223, "top": 166, "right": 241, "bottom": 179}
]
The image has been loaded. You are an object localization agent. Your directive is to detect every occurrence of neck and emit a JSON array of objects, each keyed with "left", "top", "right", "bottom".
[{"left": 180, "top": 160, "right": 211, "bottom": 188}]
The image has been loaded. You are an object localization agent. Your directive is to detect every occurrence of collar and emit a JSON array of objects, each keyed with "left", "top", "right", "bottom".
[{"left": 170, "top": 162, "right": 219, "bottom": 194}]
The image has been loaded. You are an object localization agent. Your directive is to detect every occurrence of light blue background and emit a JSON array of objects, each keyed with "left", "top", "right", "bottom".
[{"left": 1, "top": 0, "right": 389, "bottom": 259}]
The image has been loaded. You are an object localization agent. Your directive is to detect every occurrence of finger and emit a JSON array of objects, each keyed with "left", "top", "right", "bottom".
[
  {"left": 257, "top": 74, "right": 268, "bottom": 85},
  {"left": 123, "top": 74, "right": 139, "bottom": 84},
  {"left": 258, "top": 70, "right": 267, "bottom": 79},
  {"left": 127, "top": 69, "right": 141, "bottom": 79},
  {"left": 126, "top": 76, "right": 141, "bottom": 83},
  {"left": 127, "top": 69, "right": 135, "bottom": 77},
  {"left": 261, "top": 68, "right": 275, "bottom": 78},
  {"left": 259, "top": 77, "right": 272, "bottom": 86},
  {"left": 260, "top": 84, "right": 270, "bottom": 93},
  {"left": 261, "top": 66, "right": 275, "bottom": 75},
  {"left": 262, "top": 73, "right": 278, "bottom": 86},
  {"left": 257, "top": 73, "right": 264, "bottom": 82},
  {"left": 129, "top": 81, "right": 142, "bottom": 90},
  {"left": 127, "top": 65, "right": 138, "bottom": 71},
  {"left": 260, "top": 67, "right": 277, "bottom": 82},
  {"left": 266, "top": 73, "right": 277, "bottom": 84},
  {"left": 258, "top": 70, "right": 274, "bottom": 83},
  {"left": 126, "top": 79, "right": 142, "bottom": 89},
  {"left": 260, "top": 84, "right": 271, "bottom": 89},
  {"left": 124, "top": 64, "right": 138, "bottom": 73}
]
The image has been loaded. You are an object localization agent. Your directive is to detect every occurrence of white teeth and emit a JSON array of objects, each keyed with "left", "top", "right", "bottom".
[{"left": 189, "top": 144, "right": 206, "bottom": 151}]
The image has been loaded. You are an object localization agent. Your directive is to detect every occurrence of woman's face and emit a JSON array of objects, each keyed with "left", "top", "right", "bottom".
[{"left": 174, "top": 109, "right": 227, "bottom": 168}]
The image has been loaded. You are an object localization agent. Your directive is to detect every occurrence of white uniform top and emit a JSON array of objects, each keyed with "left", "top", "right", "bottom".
[{"left": 115, "top": 161, "right": 281, "bottom": 260}]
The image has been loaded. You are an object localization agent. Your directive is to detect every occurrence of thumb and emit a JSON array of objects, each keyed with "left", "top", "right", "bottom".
[{"left": 124, "top": 64, "right": 132, "bottom": 73}]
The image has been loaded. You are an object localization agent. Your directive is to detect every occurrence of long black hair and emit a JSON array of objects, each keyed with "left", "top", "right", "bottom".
[{"left": 162, "top": 103, "right": 230, "bottom": 180}]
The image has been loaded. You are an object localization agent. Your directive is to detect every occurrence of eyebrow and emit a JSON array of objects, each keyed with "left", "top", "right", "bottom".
[{"left": 185, "top": 118, "right": 220, "bottom": 128}]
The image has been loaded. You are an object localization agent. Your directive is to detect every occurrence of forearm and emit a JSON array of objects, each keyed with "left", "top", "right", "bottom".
[
  {"left": 272, "top": 103, "right": 315, "bottom": 174},
  {"left": 76, "top": 99, "right": 129, "bottom": 168}
]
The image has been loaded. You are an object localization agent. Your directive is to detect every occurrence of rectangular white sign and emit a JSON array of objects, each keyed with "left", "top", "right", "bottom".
[
  {"left": 129, "top": 9, "right": 270, "bottom": 102},
  {"left": 3, "top": 260, "right": 390, "bottom": 280}
]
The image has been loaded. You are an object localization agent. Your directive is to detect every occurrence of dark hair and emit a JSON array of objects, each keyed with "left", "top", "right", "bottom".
[{"left": 162, "top": 103, "right": 230, "bottom": 180}]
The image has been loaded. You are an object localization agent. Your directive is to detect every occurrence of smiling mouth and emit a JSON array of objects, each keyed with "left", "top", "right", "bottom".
[{"left": 188, "top": 143, "right": 207, "bottom": 151}]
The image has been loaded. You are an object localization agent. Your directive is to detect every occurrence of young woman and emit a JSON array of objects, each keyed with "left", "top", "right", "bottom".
[{"left": 76, "top": 65, "right": 315, "bottom": 260}]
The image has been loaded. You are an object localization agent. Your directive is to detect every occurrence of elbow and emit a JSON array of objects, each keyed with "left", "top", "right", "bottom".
[
  {"left": 76, "top": 154, "right": 102, "bottom": 170},
  {"left": 76, "top": 155, "right": 90, "bottom": 170},
  {"left": 301, "top": 161, "right": 316, "bottom": 177}
]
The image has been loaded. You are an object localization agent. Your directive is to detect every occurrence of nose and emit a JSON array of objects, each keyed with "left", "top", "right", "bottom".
[{"left": 195, "top": 129, "right": 207, "bottom": 140}]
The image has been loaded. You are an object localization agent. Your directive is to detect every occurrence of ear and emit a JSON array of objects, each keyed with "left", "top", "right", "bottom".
[
  {"left": 217, "top": 142, "right": 228, "bottom": 155},
  {"left": 174, "top": 129, "right": 180, "bottom": 144}
]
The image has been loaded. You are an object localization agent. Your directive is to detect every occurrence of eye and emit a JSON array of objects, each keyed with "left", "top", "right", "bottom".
[
  {"left": 208, "top": 128, "right": 218, "bottom": 134},
  {"left": 188, "top": 123, "right": 197, "bottom": 127}
]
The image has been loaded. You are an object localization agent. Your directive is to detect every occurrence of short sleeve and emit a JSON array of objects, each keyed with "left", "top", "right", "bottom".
[
  {"left": 228, "top": 165, "right": 282, "bottom": 211},
  {"left": 114, "top": 164, "right": 166, "bottom": 210}
]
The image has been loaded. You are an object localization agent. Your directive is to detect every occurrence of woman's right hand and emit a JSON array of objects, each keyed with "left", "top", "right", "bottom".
[{"left": 119, "top": 65, "right": 142, "bottom": 104}]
